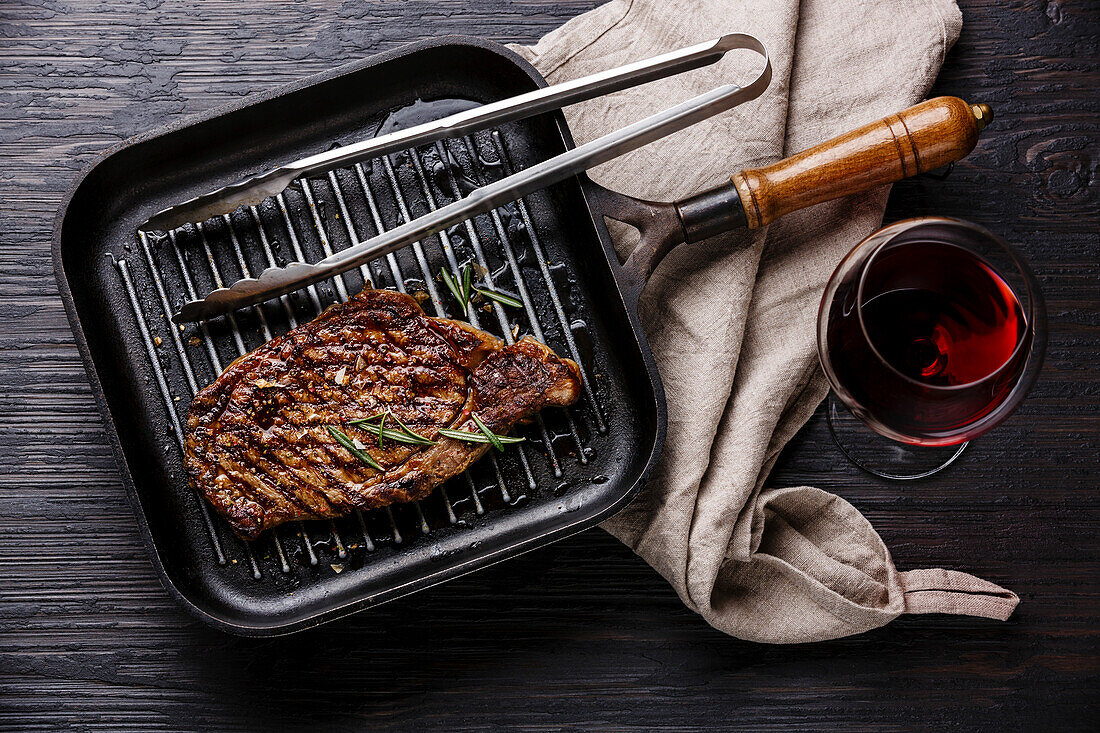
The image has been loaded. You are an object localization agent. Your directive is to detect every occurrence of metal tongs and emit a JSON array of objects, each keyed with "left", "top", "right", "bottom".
[{"left": 153, "top": 34, "right": 770, "bottom": 323}]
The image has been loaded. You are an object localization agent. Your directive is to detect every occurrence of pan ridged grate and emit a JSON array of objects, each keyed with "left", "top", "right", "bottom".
[{"left": 112, "top": 123, "right": 607, "bottom": 580}]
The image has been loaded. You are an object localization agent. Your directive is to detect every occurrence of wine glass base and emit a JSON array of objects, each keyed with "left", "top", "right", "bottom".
[{"left": 825, "top": 394, "right": 968, "bottom": 480}]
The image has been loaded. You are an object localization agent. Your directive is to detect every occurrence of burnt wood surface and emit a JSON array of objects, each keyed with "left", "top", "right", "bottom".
[{"left": 1, "top": 1, "right": 1096, "bottom": 730}]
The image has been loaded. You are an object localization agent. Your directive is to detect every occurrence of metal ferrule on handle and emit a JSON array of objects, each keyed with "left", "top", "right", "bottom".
[
  {"left": 145, "top": 33, "right": 766, "bottom": 232},
  {"left": 173, "top": 34, "right": 771, "bottom": 322}
]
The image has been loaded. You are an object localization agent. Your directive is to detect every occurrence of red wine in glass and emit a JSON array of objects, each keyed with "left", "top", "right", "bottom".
[{"left": 818, "top": 218, "right": 1045, "bottom": 472}]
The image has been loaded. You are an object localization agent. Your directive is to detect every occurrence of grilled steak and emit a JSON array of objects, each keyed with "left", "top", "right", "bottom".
[{"left": 184, "top": 288, "right": 582, "bottom": 539}]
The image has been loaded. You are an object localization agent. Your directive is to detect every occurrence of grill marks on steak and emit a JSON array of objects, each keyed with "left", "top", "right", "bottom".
[{"left": 184, "top": 289, "right": 582, "bottom": 539}]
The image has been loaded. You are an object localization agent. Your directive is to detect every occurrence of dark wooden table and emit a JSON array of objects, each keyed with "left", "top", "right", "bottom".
[{"left": 2, "top": 1, "right": 1096, "bottom": 730}]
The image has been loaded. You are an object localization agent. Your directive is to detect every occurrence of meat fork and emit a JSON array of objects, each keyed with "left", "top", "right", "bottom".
[{"left": 146, "top": 34, "right": 773, "bottom": 322}]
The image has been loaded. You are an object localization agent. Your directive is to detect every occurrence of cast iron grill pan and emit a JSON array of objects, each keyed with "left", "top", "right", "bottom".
[
  {"left": 57, "top": 34, "right": 984, "bottom": 634},
  {"left": 54, "top": 38, "right": 664, "bottom": 635}
]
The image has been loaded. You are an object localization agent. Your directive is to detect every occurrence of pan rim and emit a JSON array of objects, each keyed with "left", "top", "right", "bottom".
[{"left": 52, "top": 35, "right": 667, "bottom": 636}]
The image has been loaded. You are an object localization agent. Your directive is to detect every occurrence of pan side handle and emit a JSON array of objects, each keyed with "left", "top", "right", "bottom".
[
  {"left": 669, "top": 96, "right": 991, "bottom": 244},
  {"left": 730, "top": 97, "right": 991, "bottom": 229},
  {"left": 603, "top": 97, "right": 991, "bottom": 287}
]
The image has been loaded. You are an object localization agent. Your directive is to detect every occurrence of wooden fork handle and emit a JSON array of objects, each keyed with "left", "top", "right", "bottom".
[{"left": 731, "top": 97, "right": 992, "bottom": 229}]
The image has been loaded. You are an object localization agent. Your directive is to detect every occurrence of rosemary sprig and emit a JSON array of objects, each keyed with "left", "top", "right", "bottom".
[
  {"left": 436, "top": 428, "right": 525, "bottom": 446},
  {"left": 327, "top": 425, "right": 383, "bottom": 471},
  {"left": 462, "top": 262, "right": 473, "bottom": 306},
  {"left": 473, "top": 286, "right": 523, "bottom": 309},
  {"left": 350, "top": 411, "right": 436, "bottom": 446},
  {"left": 437, "top": 414, "right": 523, "bottom": 451},
  {"left": 388, "top": 410, "right": 429, "bottom": 442},
  {"left": 440, "top": 263, "right": 524, "bottom": 315},
  {"left": 470, "top": 413, "right": 504, "bottom": 451},
  {"left": 441, "top": 264, "right": 472, "bottom": 315}
]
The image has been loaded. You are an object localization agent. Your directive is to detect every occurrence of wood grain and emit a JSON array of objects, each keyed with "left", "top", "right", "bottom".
[
  {"left": 734, "top": 97, "right": 986, "bottom": 227},
  {"left": 0, "top": 1, "right": 1097, "bottom": 731}
]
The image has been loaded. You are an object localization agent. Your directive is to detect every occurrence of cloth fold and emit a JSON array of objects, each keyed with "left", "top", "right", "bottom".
[{"left": 511, "top": 0, "right": 1019, "bottom": 642}]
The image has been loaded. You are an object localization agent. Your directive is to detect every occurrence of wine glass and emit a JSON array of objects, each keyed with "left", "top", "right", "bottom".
[{"left": 817, "top": 217, "right": 1046, "bottom": 480}]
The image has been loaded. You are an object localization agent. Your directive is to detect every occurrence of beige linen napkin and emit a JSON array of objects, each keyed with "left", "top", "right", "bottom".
[{"left": 511, "top": 0, "right": 1019, "bottom": 642}]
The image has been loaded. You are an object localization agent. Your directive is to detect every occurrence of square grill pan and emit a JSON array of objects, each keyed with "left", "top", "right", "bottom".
[{"left": 53, "top": 37, "right": 665, "bottom": 635}]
